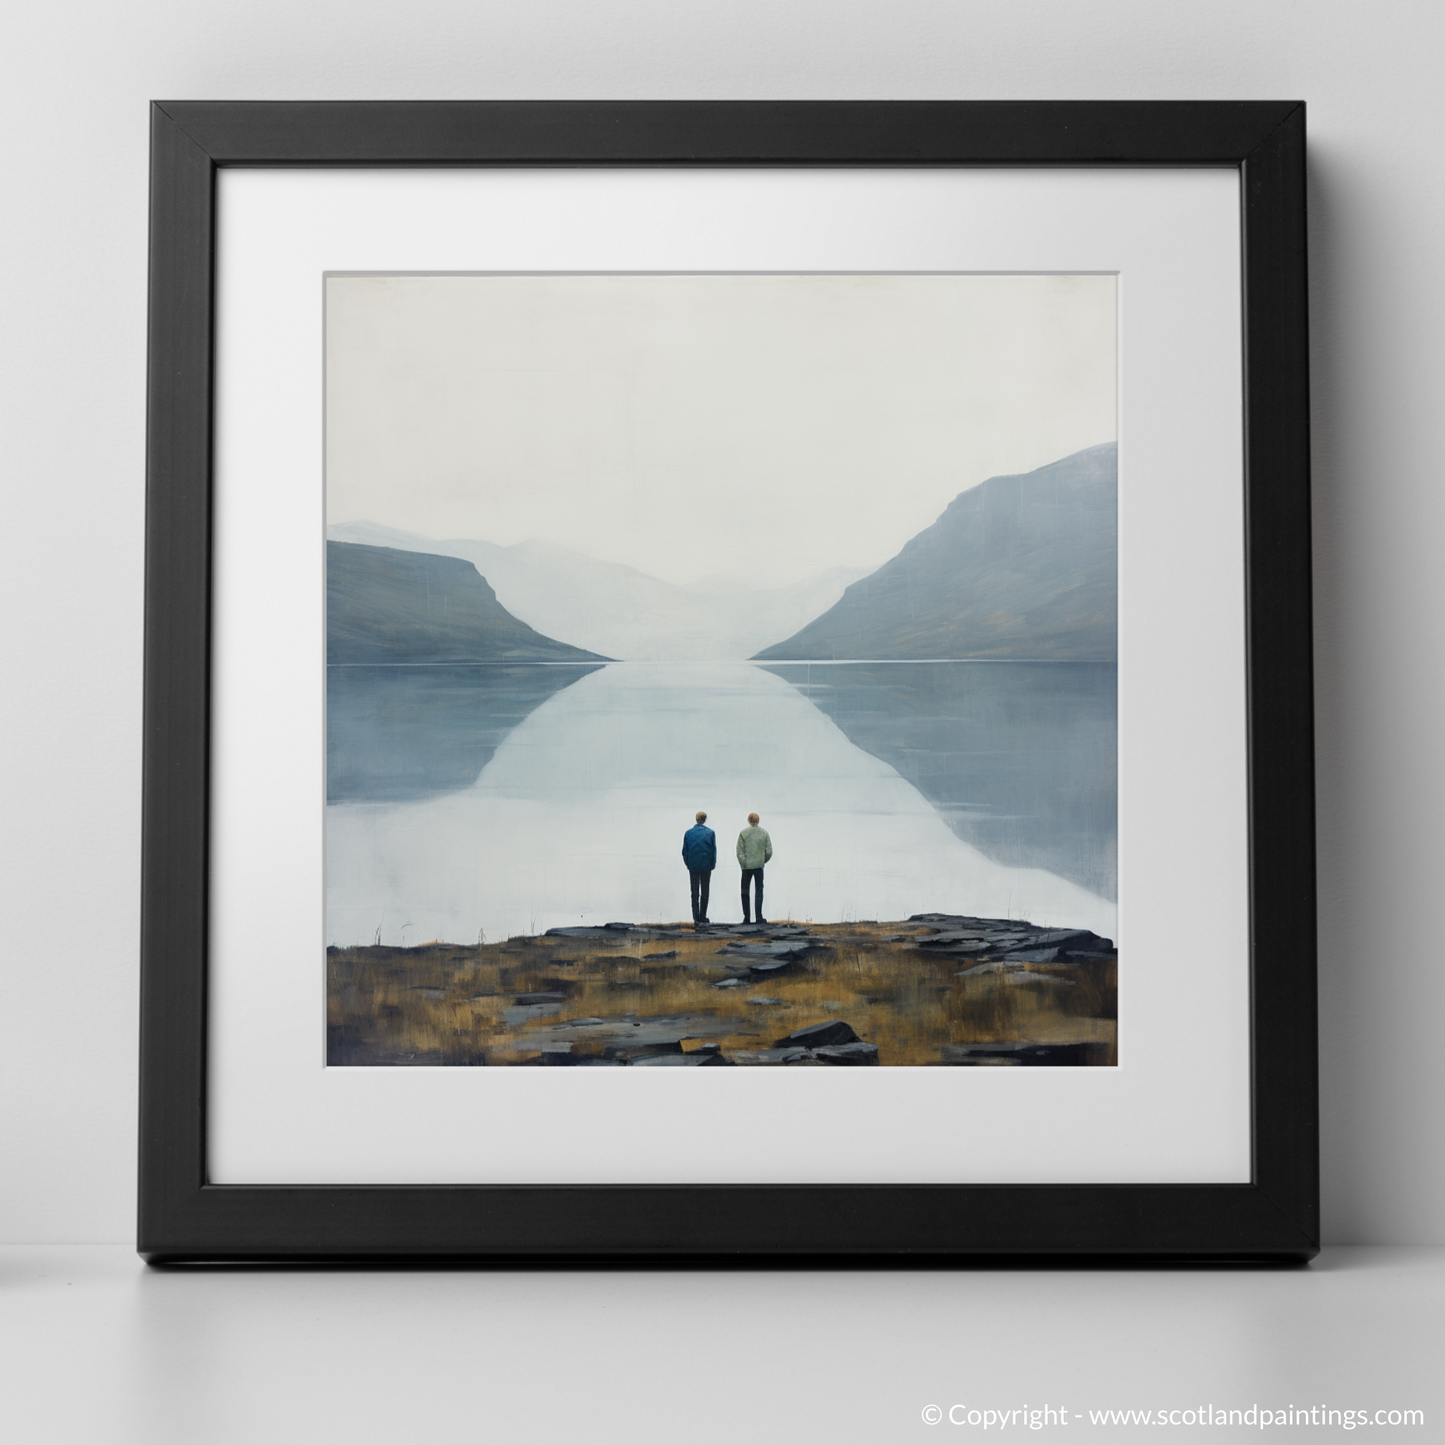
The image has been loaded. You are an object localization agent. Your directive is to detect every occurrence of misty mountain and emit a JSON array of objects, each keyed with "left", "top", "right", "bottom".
[
  {"left": 327, "top": 541, "right": 609, "bottom": 664},
  {"left": 753, "top": 443, "right": 1117, "bottom": 662},
  {"left": 326, "top": 519, "right": 869, "bottom": 661}
]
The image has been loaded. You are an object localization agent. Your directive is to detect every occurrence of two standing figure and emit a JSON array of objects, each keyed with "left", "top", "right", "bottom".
[{"left": 680, "top": 810, "right": 774, "bottom": 927}]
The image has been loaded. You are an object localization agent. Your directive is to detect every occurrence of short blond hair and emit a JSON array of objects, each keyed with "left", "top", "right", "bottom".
[
  {"left": 695, "top": 811, "right": 707, "bottom": 823},
  {"left": 747, "top": 812, "right": 760, "bottom": 825}
]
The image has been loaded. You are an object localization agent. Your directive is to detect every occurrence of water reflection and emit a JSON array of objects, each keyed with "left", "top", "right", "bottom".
[
  {"left": 326, "top": 663, "right": 602, "bottom": 804},
  {"left": 763, "top": 662, "right": 1116, "bottom": 900},
  {"left": 326, "top": 662, "right": 1117, "bottom": 948}
]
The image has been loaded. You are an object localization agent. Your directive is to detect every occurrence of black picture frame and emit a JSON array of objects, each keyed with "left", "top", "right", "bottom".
[{"left": 140, "top": 100, "right": 1316, "bottom": 1263}]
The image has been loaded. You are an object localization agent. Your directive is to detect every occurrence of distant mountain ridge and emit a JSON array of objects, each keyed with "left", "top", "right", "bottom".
[
  {"left": 754, "top": 443, "right": 1117, "bottom": 662},
  {"left": 327, "top": 541, "right": 609, "bottom": 664},
  {"left": 326, "top": 520, "right": 870, "bottom": 661}
]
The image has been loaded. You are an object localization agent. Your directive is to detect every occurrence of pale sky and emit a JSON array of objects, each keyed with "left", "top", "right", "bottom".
[{"left": 325, "top": 272, "right": 1115, "bottom": 586}]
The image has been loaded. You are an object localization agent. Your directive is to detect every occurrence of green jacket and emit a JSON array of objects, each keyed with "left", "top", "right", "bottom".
[{"left": 736, "top": 826, "right": 773, "bottom": 869}]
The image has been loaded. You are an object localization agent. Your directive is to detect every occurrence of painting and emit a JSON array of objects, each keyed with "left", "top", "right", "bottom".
[{"left": 323, "top": 272, "right": 1118, "bottom": 1069}]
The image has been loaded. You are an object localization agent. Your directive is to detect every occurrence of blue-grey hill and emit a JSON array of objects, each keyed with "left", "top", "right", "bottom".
[
  {"left": 327, "top": 540, "right": 610, "bottom": 665},
  {"left": 753, "top": 443, "right": 1117, "bottom": 662}
]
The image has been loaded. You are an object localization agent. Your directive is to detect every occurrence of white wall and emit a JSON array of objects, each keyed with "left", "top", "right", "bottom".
[{"left": 1, "top": 0, "right": 1440, "bottom": 1244}]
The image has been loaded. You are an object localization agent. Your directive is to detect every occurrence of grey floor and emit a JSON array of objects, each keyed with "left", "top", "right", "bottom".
[{"left": 0, "top": 1247, "right": 1438, "bottom": 1442}]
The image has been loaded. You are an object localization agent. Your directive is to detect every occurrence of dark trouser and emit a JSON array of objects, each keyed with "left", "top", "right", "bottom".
[
  {"left": 689, "top": 870, "right": 712, "bottom": 923},
  {"left": 741, "top": 867, "right": 764, "bottom": 922}
]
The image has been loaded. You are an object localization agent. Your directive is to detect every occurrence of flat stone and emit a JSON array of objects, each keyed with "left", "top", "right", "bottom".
[
  {"left": 1003, "top": 928, "right": 1114, "bottom": 955},
  {"left": 909, "top": 913, "right": 1019, "bottom": 929},
  {"left": 813, "top": 1041, "right": 880, "bottom": 1065},
  {"left": 747, "top": 997, "right": 784, "bottom": 1005},
  {"left": 1004, "top": 947, "right": 1060, "bottom": 963},
  {"left": 720, "top": 939, "right": 813, "bottom": 957},
  {"left": 631, "top": 1051, "right": 734, "bottom": 1067},
  {"left": 610, "top": 1041, "right": 684, "bottom": 1062},
  {"left": 1006, "top": 970, "right": 1075, "bottom": 986},
  {"left": 778, "top": 1020, "right": 859, "bottom": 1048},
  {"left": 957, "top": 962, "right": 1009, "bottom": 977},
  {"left": 714, "top": 978, "right": 745, "bottom": 988},
  {"left": 502, "top": 1001, "right": 563, "bottom": 1026},
  {"left": 747, "top": 960, "right": 794, "bottom": 977},
  {"left": 531, "top": 1050, "right": 623, "bottom": 1067},
  {"left": 521, "top": 1013, "right": 737, "bottom": 1055}
]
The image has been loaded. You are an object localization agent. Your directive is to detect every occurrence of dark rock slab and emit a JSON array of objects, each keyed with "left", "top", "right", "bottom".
[
  {"left": 778, "top": 1020, "right": 860, "bottom": 1049},
  {"left": 1001, "top": 928, "right": 1114, "bottom": 956},
  {"left": 531, "top": 1048, "right": 623, "bottom": 1067},
  {"left": 813, "top": 1041, "right": 880, "bottom": 1065},
  {"left": 706, "top": 923, "right": 810, "bottom": 939},
  {"left": 609, "top": 1040, "right": 685, "bottom": 1062},
  {"left": 910, "top": 913, "right": 1021, "bottom": 929},
  {"left": 747, "top": 960, "right": 795, "bottom": 978},
  {"left": 720, "top": 939, "right": 816, "bottom": 958},
  {"left": 1016, "top": 928, "right": 1093, "bottom": 947},
  {"left": 631, "top": 1051, "right": 734, "bottom": 1067},
  {"left": 915, "top": 919, "right": 1116, "bottom": 960}
]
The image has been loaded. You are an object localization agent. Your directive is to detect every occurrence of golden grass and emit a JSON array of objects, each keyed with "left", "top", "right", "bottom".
[{"left": 327, "top": 920, "right": 1117, "bottom": 1067}]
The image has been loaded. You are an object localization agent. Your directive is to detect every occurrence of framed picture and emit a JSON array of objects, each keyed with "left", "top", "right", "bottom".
[{"left": 140, "top": 101, "right": 1317, "bottom": 1260}]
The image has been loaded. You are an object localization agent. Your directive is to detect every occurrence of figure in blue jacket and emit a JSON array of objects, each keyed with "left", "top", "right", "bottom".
[{"left": 681, "top": 811, "right": 718, "bottom": 928}]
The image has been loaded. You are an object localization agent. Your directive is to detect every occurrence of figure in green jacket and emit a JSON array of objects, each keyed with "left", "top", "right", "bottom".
[{"left": 736, "top": 813, "right": 773, "bottom": 925}]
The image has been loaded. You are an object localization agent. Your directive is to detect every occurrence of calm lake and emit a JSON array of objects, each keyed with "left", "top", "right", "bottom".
[{"left": 325, "top": 660, "right": 1117, "bottom": 948}]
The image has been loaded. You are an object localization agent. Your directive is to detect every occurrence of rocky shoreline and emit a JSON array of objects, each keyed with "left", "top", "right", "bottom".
[{"left": 327, "top": 914, "right": 1117, "bottom": 1069}]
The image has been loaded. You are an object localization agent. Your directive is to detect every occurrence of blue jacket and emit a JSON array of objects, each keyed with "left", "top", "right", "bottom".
[{"left": 681, "top": 824, "right": 717, "bottom": 872}]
